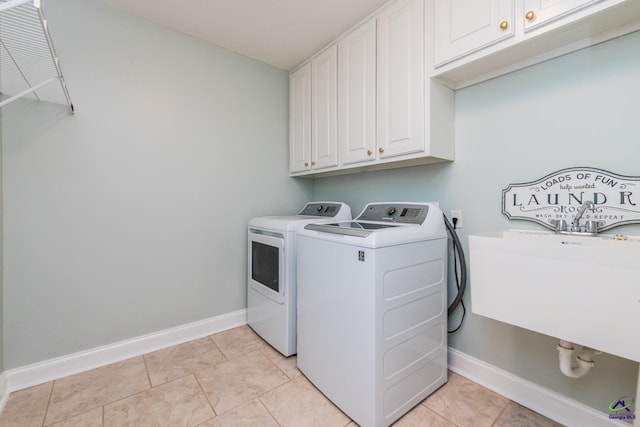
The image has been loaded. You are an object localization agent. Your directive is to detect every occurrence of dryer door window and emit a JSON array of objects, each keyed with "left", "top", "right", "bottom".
[
  {"left": 252, "top": 241, "right": 279, "bottom": 293},
  {"left": 248, "top": 230, "right": 285, "bottom": 304}
]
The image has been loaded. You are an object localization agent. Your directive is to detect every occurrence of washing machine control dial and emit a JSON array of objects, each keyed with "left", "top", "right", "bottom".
[{"left": 387, "top": 207, "right": 396, "bottom": 216}]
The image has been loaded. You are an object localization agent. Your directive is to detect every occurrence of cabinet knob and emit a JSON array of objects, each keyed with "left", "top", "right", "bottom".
[
  {"left": 311, "top": 161, "right": 316, "bottom": 166},
  {"left": 367, "top": 149, "right": 373, "bottom": 156},
  {"left": 525, "top": 10, "right": 535, "bottom": 21},
  {"left": 304, "top": 162, "right": 309, "bottom": 167},
  {"left": 499, "top": 20, "right": 509, "bottom": 30},
  {"left": 379, "top": 147, "right": 385, "bottom": 153}
]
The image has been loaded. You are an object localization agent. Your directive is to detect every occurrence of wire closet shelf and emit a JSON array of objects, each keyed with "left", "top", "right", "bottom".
[{"left": 0, "top": 0, "right": 74, "bottom": 112}]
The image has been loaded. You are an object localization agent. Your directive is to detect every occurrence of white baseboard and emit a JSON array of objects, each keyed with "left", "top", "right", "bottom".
[
  {"left": 0, "top": 371, "right": 8, "bottom": 414},
  {"left": 5, "top": 309, "right": 247, "bottom": 394},
  {"left": 448, "top": 347, "right": 627, "bottom": 427}
]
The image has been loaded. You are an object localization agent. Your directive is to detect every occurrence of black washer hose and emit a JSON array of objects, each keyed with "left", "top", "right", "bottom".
[{"left": 443, "top": 213, "right": 467, "bottom": 316}]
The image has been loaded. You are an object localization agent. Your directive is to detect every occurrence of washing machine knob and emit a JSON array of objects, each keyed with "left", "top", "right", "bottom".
[
  {"left": 387, "top": 207, "right": 396, "bottom": 215},
  {"left": 316, "top": 205, "right": 324, "bottom": 212}
]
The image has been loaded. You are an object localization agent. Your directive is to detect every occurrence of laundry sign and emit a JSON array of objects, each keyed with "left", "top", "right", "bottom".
[{"left": 502, "top": 167, "right": 640, "bottom": 231}]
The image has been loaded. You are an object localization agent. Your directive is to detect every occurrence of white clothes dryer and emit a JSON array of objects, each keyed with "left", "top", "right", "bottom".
[
  {"left": 296, "top": 202, "right": 448, "bottom": 427},
  {"left": 247, "top": 202, "right": 351, "bottom": 356}
]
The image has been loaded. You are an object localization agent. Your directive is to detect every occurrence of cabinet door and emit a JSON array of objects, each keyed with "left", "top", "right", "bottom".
[
  {"left": 339, "top": 19, "right": 377, "bottom": 166},
  {"left": 289, "top": 63, "right": 311, "bottom": 173},
  {"left": 311, "top": 45, "right": 339, "bottom": 170},
  {"left": 523, "top": 0, "right": 601, "bottom": 31},
  {"left": 433, "top": 0, "right": 514, "bottom": 67},
  {"left": 377, "top": 0, "right": 425, "bottom": 159}
]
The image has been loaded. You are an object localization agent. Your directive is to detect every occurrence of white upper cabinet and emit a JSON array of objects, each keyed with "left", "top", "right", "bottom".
[
  {"left": 434, "top": 0, "right": 514, "bottom": 67},
  {"left": 338, "top": 19, "right": 377, "bottom": 166},
  {"left": 311, "top": 45, "right": 339, "bottom": 170},
  {"left": 289, "top": 63, "right": 311, "bottom": 173},
  {"left": 431, "top": 0, "right": 640, "bottom": 88},
  {"left": 377, "top": 0, "right": 425, "bottom": 159},
  {"left": 289, "top": 46, "right": 338, "bottom": 173},
  {"left": 522, "top": 0, "right": 601, "bottom": 31},
  {"left": 289, "top": 0, "right": 455, "bottom": 177}
]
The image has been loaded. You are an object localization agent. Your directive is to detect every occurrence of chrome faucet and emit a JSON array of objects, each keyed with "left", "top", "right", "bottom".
[{"left": 570, "top": 201, "right": 595, "bottom": 232}]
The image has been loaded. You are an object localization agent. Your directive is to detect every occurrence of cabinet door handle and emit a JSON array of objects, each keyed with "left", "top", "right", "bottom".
[
  {"left": 499, "top": 20, "right": 509, "bottom": 30},
  {"left": 311, "top": 161, "right": 316, "bottom": 166},
  {"left": 304, "top": 162, "right": 309, "bottom": 167},
  {"left": 379, "top": 147, "right": 385, "bottom": 153},
  {"left": 525, "top": 10, "right": 535, "bottom": 21},
  {"left": 367, "top": 149, "right": 373, "bottom": 156}
]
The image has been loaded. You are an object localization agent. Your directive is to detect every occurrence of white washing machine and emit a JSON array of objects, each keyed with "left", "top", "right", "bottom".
[
  {"left": 296, "top": 202, "right": 448, "bottom": 427},
  {"left": 247, "top": 202, "right": 352, "bottom": 357}
]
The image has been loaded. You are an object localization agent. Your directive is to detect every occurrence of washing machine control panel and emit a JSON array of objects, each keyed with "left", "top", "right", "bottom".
[{"left": 357, "top": 203, "right": 430, "bottom": 224}]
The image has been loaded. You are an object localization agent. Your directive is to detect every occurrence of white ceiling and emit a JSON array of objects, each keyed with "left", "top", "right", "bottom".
[{"left": 100, "top": 0, "right": 389, "bottom": 71}]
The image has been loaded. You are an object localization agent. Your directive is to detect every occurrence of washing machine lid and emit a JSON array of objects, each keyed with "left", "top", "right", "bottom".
[
  {"left": 300, "top": 202, "right": 446, "bottom": 246},
  {"left": 304, "top": 221, "right": 402, "bottom": 238}
]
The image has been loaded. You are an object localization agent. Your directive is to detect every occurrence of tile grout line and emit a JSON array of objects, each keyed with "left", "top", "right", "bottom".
[
  {"left": 490, "top": 401, "right": 510, "bottom": 427},
  {"left": 254, "top": 344, "right": 299, "bottom": 427},
  {"left": 206, "top": 333, "right": 229, "bottom": 365},
  {"left": 192, "top": 373, "right": 217, "bottom": 425},
  {"left": 140, "top": 353, "right": 152, "bottom": 390},
  {"left": 258, "top": 346, "right": 295, "bottom": 382},
  {"left": 40, "top": 381, "right": 54, "bottom": 427},
  {"left": 255, "top": 395, "right": 283, "bottom": 427},
  {"left": 418, "top": 398, "right": 461, "bottom": 427},
  {"left": 255, "top": 368, "right": 291, "bottom": 427},
  {"left": 249, "top": 339, "right": 283, "bottom": 421}
]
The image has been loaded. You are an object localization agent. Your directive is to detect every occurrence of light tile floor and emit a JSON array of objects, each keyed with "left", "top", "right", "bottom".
[{"left": 0, "top": 325, "right": 563, "bottom": 427}]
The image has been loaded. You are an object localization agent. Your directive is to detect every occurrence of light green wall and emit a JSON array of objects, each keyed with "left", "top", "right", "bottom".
[
  {"left": 313, "top": 31, "right": 640, "bottom": 415},
  {"left": 1, "top": 0, "right": 312, "bottom": 368}
]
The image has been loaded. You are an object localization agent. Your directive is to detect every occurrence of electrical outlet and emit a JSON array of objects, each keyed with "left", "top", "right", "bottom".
[{"left": 451, "top": 210, "right": 462, "bottom": 229}]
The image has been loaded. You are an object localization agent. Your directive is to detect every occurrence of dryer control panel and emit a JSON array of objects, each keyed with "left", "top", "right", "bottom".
[
  {"left": 357, "top": 203, "right": 430, "bottom": 224},
  {"left": 298, "top": 202, "right": 344, "bottom": 217}
]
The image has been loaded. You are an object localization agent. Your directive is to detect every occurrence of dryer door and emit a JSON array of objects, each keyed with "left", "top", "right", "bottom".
[{"left": 248, "top": 228, "right": 285, "bottom": 304}]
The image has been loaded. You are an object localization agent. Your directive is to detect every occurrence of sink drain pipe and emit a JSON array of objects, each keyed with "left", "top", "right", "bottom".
[{"left": 556, "top": 340, "right": 596, "bottom": 378}]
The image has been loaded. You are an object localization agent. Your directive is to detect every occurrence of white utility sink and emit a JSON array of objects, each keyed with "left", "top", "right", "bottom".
[{"left": 469, "top": 230, "right": 640, "bottom": 363}]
